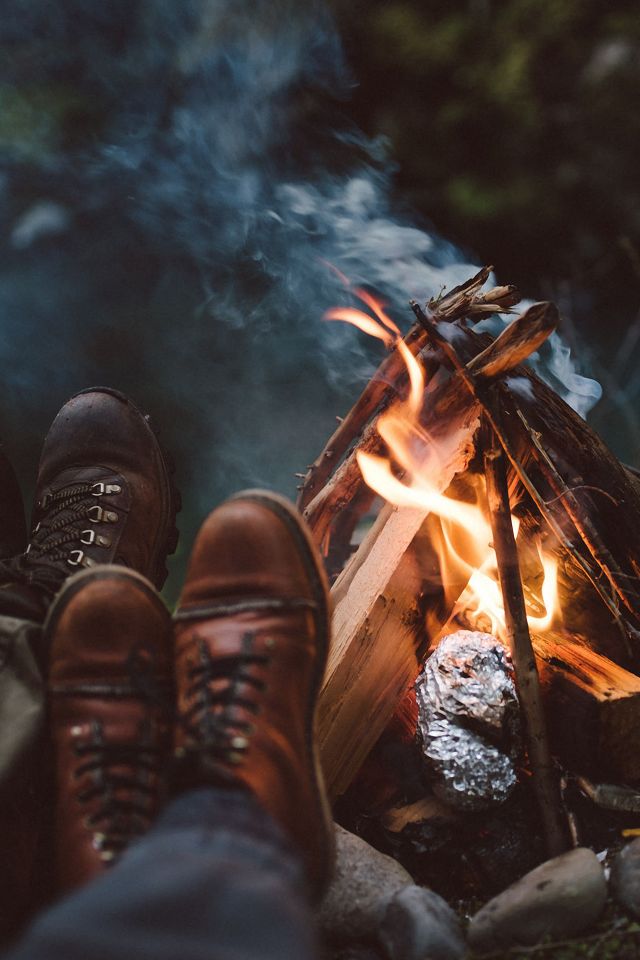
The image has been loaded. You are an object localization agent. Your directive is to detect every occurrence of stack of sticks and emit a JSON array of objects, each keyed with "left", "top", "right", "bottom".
[{"left": 298, "top": 268, "right": 640, "bottom": 857}]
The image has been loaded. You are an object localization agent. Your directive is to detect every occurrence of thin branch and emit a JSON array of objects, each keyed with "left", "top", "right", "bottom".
[{"left": 484, "top": 428, "right": 569, "bottom": 858}]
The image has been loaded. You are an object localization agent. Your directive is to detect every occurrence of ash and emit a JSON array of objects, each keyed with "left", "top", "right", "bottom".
[{"left": 416, "top": 630, "right": 522, "bottom": 811}]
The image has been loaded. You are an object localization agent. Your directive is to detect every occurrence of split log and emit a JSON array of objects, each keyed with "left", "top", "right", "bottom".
[
  {"left": 319, "top": 534, "right": 429, "bottom": 800},
  {"left": 534, "top": 632, "right": 640, "bottom": 783}
]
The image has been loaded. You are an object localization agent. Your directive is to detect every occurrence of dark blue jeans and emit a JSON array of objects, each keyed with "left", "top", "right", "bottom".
[{"left": 6, "top": 789, "right": 319, "bottom": 960}]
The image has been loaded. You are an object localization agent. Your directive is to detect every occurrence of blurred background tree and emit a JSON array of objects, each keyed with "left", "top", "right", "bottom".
[{"left": 333, "top": 0, "right": 640, "bottom": 313}]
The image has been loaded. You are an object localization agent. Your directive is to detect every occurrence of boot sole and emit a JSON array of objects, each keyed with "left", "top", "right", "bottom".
[
  {"left": 229, "top": 489, "right": 335, "bottom": 899},
  {"left": 72, "top": 387, "right": 181, "bottom": 590}
]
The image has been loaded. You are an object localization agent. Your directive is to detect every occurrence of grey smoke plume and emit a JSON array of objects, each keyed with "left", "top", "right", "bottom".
[{"left": 0, "top": 0, "right": 601, "bottom": 591}]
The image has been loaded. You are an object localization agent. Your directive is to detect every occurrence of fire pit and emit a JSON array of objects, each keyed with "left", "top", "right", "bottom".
[{"left": 296, "top": 267, "right": 640, "bottom": 902}]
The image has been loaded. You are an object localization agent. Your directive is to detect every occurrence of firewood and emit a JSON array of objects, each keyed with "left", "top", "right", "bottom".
[
  {"left": 319, "top": 537, "right": 428, "bottom": 799},
  {"left": 304, "top": 301, "right": 554, "bottom": 557},
  {"left": 533, "top": 632, "right": 640, "bottom": 783},
  {"left": 298, "top": 266, "right": 521, "bottom": 527},
  {"left": 384, "top": 624, "right": 640, "bottom": 788},
  {"left": 411, "top": 299, "right": 559, "bottom": 387},
  {"left": 317, "top": 308, "right": 556, "bottom": 797},
  {"left": 414, "top": 313, "right": 640, "bottom": 666},
  {"left": 484, "top": 432, "right": 569, "bottom": 856},
  {"left": 576, "top": 778, "right": 640, "bottom": 814},
  {"left": 297, "top": 323, "right": 428, "bottom": 512}
]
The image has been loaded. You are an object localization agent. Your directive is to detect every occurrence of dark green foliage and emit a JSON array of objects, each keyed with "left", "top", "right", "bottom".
[{"left": 332, "top": 0, "right": 640, "bottom": 326}]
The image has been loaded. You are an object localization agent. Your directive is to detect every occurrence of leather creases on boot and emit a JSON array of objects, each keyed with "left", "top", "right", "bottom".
[
  {"left": 0, "top": 387, "right": 180, "bottom": 622},
  {"left": 47, "top": 566, "right": 173, "bottom": 896},
  {"left": 172, "top": 490, "right": 334, "bottom": 900}
]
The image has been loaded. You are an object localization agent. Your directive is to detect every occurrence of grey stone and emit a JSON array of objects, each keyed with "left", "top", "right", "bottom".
[
  {"left": 611, "top": 838, "right": 640, "bottom": 918},
  {"left": 380, "top": 885, "right": 465, "bottom": 960},
  {"left": 319, "top": 824, "right": 413, "bottom": 945},
  {"left": 468, "top": 847, "right": 606, "bottom": 952}
]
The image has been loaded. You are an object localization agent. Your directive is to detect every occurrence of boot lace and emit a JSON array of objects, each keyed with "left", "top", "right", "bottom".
[
  {"left": 181, "top": 631, "right": 270, "bottom": 767},
  {"left": 72, "top": 719, "right": 161, "bottom": 862},
  {"left": 0, "top": 480, "right": 120, "bottom": 597}
]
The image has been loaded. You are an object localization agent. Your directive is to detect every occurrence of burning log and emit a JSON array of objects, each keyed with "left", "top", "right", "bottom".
[
  {"left": 317, "top": 302, "right": 557, "bottom": 797},
  {"left": 301, "top": 297, "right": 551, "bottom": 560},
  {"left": 297, "top": 265, "right": 516, "bottom": 515},
  {"left": 311, "top": 265, "right": 640, "bottom": 807},
  {"left": 298, "top": 267, "right": 522, "bottom": 566},
  {"left": 420, "top": 316, "right": 640, "bottom": 666},
  {"left": 484, "top": 433, "right": 568, "bottom": 856}
]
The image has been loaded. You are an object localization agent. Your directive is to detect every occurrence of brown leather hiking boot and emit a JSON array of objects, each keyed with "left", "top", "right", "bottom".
[
  {"left": 46, "top": 565, "right": 173, "bottom": 895},
  {"left": 173, "top": 490, "right": 334, "bottom": 899},
  {"left": 0, "top": 387, "right": 180, "bottom": 621}
]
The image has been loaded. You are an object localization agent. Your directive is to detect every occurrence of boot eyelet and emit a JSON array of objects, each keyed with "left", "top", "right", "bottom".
[
  {"left": 87, "top": 505, "right": 103, "bottom": 522},
  {"left": 91, "top": 483, "right": 106, "bottom": 497},
  {"left": 68, "top": 549, "right": 85, "bottom": 567},
  {"left": 80, "top": 529, "right": 96, "bottom": 545},
  {"left": 92, "top": 832, "right": 106, "bottom": 851}
]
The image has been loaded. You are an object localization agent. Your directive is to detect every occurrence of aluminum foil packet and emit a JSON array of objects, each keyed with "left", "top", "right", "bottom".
[{"left": 415, "top": 630, "right": 522, "bottom": 811}]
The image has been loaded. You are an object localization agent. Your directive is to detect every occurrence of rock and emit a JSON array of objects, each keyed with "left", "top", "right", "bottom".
[
  {"left": 380, "top": 885, "right": 465, "bottom": 960},
  {"left": 611, "top": 838, "right": 640, "bottom": 917},
  {"left": 468, "top": 847, "right": 606, "bottom": 952},
  {"left": 319, "top": 824, "right": 413, "bottom": 944}
]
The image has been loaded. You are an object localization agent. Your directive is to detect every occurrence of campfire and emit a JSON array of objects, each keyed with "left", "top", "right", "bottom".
[{"left": 297, "top": 267, "right": 640, "bottom": 896}]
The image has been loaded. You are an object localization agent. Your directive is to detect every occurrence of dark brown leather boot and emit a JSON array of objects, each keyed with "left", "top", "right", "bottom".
[
  {"left": 173, "top": 490, "right": 334, "bottom": 899},
  {"left": 0, "top": 387, "right": 180, "bottom": 621},
  {"left": 47, "top": 565, "right": 173, "bottom": 895}
]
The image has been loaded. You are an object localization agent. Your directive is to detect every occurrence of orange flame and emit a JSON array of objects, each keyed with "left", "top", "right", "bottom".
[
  {"left": 327, "top": 281, "right": 559, "bottom": 639},
  {"left": 323, "top": 307, "right": 396, "bottom": 347},
  {"left": 323, "top": 286, "right": 401, "bottom": 349}
]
